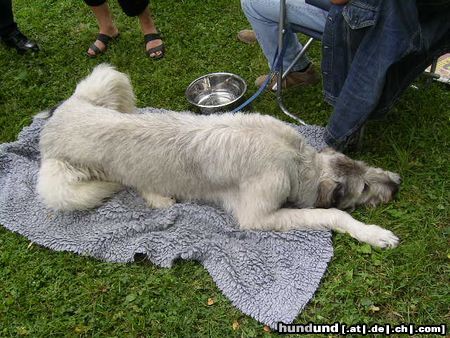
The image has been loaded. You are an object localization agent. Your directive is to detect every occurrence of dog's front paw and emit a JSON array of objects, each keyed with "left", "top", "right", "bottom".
[
  {"left": 355, "top": 224, "right": 399, "bottom": 249},
  {"left": 142, "top": 192, "right": 176, "bottom": 209}
]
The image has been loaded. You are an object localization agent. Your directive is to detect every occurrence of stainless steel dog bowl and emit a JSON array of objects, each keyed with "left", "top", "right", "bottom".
[{"left": 185, "top": 72, "right": 247, "bottom": 114}]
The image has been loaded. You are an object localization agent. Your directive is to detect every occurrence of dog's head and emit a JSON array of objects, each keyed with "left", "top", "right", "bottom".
[{"left": 315, "top": 149, "right": 401, "bottom": 210}]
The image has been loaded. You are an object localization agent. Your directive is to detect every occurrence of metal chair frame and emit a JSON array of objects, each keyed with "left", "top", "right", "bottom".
[{"left": 275, "top": 0, "right": 329, "bottom": 125}]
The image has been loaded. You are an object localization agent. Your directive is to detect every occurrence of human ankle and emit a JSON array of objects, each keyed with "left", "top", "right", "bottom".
[{"left": 99, "top": 25, "right": 118, "bottom": 36}]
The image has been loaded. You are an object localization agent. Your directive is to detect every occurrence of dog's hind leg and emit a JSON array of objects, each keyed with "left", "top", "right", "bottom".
[{"left": 37, "top": 159, "right": 122, "bottom": 211}]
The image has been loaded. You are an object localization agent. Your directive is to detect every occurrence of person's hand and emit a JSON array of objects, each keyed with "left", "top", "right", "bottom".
[{"left": 330, "top": 0, "right": 350, "bottom": 4}]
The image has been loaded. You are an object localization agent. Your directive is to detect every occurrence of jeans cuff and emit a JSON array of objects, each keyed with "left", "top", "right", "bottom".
[
  {"left": 324, "top": 127, "right": 346, "bottom": 151},
  {"left": 290, "top": 56, "right": 311, "bottom": 73}
]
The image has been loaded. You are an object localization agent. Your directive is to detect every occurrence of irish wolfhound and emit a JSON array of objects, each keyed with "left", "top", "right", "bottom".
[{"left": 37, "top": 64, "right": 400, "bottom": 248}]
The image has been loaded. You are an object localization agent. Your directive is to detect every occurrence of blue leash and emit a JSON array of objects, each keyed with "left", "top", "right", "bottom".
[
  {"left": 230, "top": 34, "right": 288, "bottom": 113},
  {"left": 230, "top": 71, "right": 274, "bottom": 113}
]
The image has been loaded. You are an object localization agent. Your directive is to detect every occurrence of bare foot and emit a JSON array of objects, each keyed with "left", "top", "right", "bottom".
[
  {"left": 138, "top": 7, "right": 164, "bottom": 59},
  {"left": 145, "top": 35, "right": 163, "bottom": 58}
]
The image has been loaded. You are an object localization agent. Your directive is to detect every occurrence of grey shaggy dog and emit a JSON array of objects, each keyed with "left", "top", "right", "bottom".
[{"left": 37, "top": 64, "right": 401, "bottom": 248}]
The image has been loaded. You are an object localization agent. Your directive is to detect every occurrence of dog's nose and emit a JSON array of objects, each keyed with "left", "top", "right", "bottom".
[{"left": 389, "top": 172, "right": 402, "bottom": 185}]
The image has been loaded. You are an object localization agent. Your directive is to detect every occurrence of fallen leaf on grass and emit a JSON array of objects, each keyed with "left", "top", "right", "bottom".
[
  {"left": 232, "top": 320, "right": 240, "bottom": 330},
  {"left": 369, "top": 305, "right": 380, "bottom": 312},
  {"left": 263, "top": 325, "right": 271, "bottom": 332},
  {"left": 207, "top": 298, "right": 215, "bottom": 306}
]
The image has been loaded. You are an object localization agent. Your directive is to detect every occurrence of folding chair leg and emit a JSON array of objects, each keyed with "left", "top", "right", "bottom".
[
  {"left": 272, "top": 37, "right": 315, "bottom": 91},
  {"left": 276, "top": 90, "right": 307, "bottom": 125},
  {"left": 275, "top": 0, "right": 307, "bottom": 125},
  {"left": 281, "top": 37, "right": 315, "bottom": 80},
  {"left": 430, "top": 57, "right": 438, "bottom": 74},
  {"left": 426, "top": 56, "right": 440, "bottom": 85}
]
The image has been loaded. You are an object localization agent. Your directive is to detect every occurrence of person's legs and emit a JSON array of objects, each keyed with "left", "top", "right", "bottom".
[
  {"left": 0, "top": 0, "right": 16, "bottom": 36},
  {"left": 138, "top": 6, "right": 163, "bottom": 58},
  {"left": 0, "top": 0, "right": 39, "bottom": 52},
  {"left": 241, "top": 0, "right": 327, "bottom": 72},
  {"left": 116, "top": 0, "right": 163, "bottom": 58},
  {"left": 85, "top": 0, "right": 119, "bottom": 56}
]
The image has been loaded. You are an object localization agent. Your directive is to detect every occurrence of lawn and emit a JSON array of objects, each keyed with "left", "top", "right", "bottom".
[{"left": 1, "top": 0, "right": 449, "bottom": 337}]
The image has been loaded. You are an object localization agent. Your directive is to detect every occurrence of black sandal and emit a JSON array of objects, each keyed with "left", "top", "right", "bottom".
[
  {"left": 144, "top": 33, "right": 165, "bottom": 59},
  {"left": 87, "top": 33, "right": 119, "bottom": 58}
]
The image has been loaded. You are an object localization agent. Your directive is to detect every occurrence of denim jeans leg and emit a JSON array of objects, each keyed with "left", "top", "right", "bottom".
[{"left": 241, "top": 0, "right": 327, "bottom": 72}]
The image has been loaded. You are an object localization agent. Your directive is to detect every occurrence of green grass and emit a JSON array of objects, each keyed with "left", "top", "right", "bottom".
[{"left": 1, "top": 0, "right": 449, "bottom": 337}]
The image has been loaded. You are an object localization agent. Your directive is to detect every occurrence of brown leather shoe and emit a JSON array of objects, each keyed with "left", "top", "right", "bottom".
[
  {"left": 237, "top": 29, "right": 257, "bottom": 44},
  {"left": 255, "top": 63, "right": 320, "bottom": 90}
]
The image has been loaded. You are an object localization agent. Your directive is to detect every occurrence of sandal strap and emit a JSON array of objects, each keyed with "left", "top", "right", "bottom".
[
  {"left": 144, "top": 33, "right": 162, "bottom": 43},
  {"left": 89, "top": 42, "right": 103, "bottom": 55},
  {"left": 146, "top": 44, "right": 164, "bottom": 55},
  {"left": 97, "top": 33, "right": 113, "bottom": 45}
]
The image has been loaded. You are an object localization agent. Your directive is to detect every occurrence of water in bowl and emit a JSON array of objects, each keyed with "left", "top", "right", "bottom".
[{"left": 197, "top": 90, "right": 236, "bottom": 106}]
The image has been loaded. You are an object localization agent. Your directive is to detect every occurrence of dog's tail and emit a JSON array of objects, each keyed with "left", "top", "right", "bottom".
[
  {"left": 37, "top": 159, "right": 122, "bottom": 211},
  {"left": 73, "top": 63, "right": 136, "bottom": 113}
]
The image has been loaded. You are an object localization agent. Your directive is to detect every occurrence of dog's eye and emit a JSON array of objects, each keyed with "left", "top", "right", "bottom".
[{"left": 362, "top": 183, "right": 369, "bottom": 193}]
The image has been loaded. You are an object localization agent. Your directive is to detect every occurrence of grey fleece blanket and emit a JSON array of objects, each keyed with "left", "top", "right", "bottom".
[{"left": 0, "top": 109, "right": 332, "bottom": 329}]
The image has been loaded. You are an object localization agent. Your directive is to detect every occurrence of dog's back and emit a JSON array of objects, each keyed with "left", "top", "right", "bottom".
[
  {"left": 42, "top": 99, "right": 309, "bottom": 194},
  {"left": 40, "top": 63, "right": 310, "bottom": 187}
]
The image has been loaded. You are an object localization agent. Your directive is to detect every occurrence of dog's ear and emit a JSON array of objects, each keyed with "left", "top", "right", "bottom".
[
  {"left": 332, "top": 155, "right": 365, "bottom": 177},
  {"left": 316, "top": 179, "right": 343, "bottom": 208}
]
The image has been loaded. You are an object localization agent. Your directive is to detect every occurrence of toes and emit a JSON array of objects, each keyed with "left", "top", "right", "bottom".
[
  {"left": 146, "top": 40, "right": 163, "bottom": 58},
  {"left": 149, "top": 51, "right": 162, "bottom": 58},
  {"left": 87, "top": 41, "right": 106, "bottom": 56},
  {"left": 377, "top": 234, "right": 399, "bottom": 248},
  {"left": 371, "top": 228, "right": 399, "bottom": 249},
  {"left": 355, "top": 224, "right": 400, "bottom": 249}
]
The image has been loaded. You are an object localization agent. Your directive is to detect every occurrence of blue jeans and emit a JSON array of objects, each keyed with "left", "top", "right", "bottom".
[
  {"left": 240, "top": 0, "right": 327, "bottom": 72},
  {"left": 322, "top": 0, "right": 450, "bottom": 148},
  {"left": 241, "top": 0, "right": 450, "bottom": 149}
]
